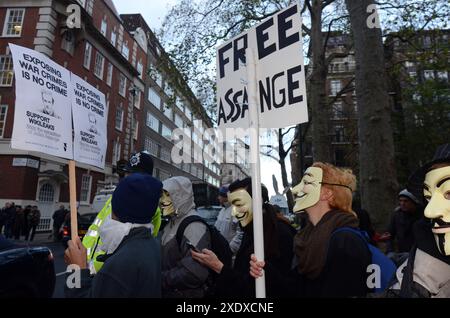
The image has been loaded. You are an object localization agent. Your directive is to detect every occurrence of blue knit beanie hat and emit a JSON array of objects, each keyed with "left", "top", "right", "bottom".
[{"left": 112, "top": 173, "right": 163, "bottom": 224}]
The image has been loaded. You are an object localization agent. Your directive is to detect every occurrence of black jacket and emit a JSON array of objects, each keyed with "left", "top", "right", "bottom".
[
  {"left": 214, "top": 219, "right": 295, "bottom": 298},
  {"left": 65, "top": 227, "right": 161, "bottom": 298},
  {"left": 264, "top": 229, "right": 372, "bottom": 298},
  {"left": 398, "top": 218, "right": 450, "bottom": 298},
  {"left": 387, "top": 207, "right": 422, "bottom": 253}
]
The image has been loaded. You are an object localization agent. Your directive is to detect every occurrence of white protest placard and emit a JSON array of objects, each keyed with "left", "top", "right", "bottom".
[
  {"left": 71, "top": 73, "right": 107, "bottom": 169},
  {"left": 9, "top": 43, "right": 73, "bottom": 159},
  {"left": 216, "top": 3, "right": 308, "bottom": 130}
]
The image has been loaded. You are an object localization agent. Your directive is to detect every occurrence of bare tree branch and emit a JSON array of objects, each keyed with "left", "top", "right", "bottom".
[
  {"left": 323, "top": 15, "right": 350, "bottom": 50},
  {"left": 327, "top": 77, "right": 355, "bottom": 106},
  {"left": 281, "top": 126, "right": 297, "bottom": 138}
]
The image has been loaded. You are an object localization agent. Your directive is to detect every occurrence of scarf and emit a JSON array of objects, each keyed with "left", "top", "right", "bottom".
[
  {"left": 99, "top": 217, "right": 153, "bottom": 255},
  {"left": 294, "top": 210, "right": 359, "bottom": 279}
]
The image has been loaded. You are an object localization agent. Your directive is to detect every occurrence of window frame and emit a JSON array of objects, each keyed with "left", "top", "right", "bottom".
[
  {"left": 80, "top": 174, "right": 93, "bottom": 204},
  {"left": 0, "top": 55, "right": 14, "bottom": 87},
  {"left": 0, "top": 105, "right": 8, "bottom": 138},
  {"left": 83, "top": 42, "right": 92, "bottom": 69},
  {"left": 2, "top": 8, "right": 25, "bottom": 37},
  {"left": 94, "top": 51, "right": 105, "bottom": 80}
]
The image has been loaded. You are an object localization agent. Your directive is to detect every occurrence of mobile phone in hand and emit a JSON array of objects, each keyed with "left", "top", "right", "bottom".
[{"left": 186, "top": 241, "right": 200, "bottom": 252}]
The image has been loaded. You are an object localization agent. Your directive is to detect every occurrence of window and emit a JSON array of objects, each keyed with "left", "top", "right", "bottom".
[
  {"left": 61, "top": 30, "right": 75, "bottom": 55},
  {"left": 38, "top": 183, "right": 54, "bottom": 202},
  {"left": 161, "top": 124, "right": 172, "bottom": 141},
  {"left": 77, "top": 0, "right": 86, "bottom": 7},
  {"left": 176, "top": 97, "right": 185, "bottom": 111},
  {"left": 133, "top": 116, "right": 139, "bottom": 140},
  {"left": 0, "top": 55, "right": 13, "bottom": 86},
  {"left": 164, "top": 83, "right": 174, "bottom": 98},
  {"left": 334, "top": 125, "right": 345, "bottom": 143},
  {"left": 106, "top": 63, "right": 113, "bottom": 86},
  {"left": 161, "top": 148, "right": 171, "bottom": 163},
  {"left": 332, "top": 102, "right": 344, "bottom": 119},
  {"left": 154, "top": 70, "right": 163, "bottom": 87},
  {"left": 118, "top": 73, "right": 127, "bottom": 97},
  {"left": 83, "top": 42, "right": 92, "bottom": 69},
  {"left": 185, "top": 108, "right": 192, "bottom": 122},
  {"left": 175, "top": 114, "right": 183, "bottom": 128},
  {"left": 163, "top": 104, "right": 173, "bottom": 120},
  {"left": 137, "top": 61, "right": 144, "bottom": 79},
  {"left": 115, "top": 106, "right": 124, "bottom": 131},
  {"left": 122, "top": 43, "right": 129, "bottom": 60},
  {"left": 146, "top": 112, "right": 159, "bottom": 132},
  {"left": 437, "top": 71, "right": 448, "bottom": 81},
  {"left": 2, "top": 9, "right": 25, "bottom": 37},
  {"left": 86, "top": 0, "right": 93, "bottom": 15},
  {"left": 144, "top": 137, "right": 159, "bottom": 157},
  {"left": 80, "top": 175, "right": 92, "bottom": 203},
  {"left": 94, "top": 52, "right": 105, "bottom": 79},
  {"left": 134, "top": 91, "right": 141, "bottom": 109},
  {"left": 330, "top": 80, "right": 341, "bottom": 96},
  {"left": 100, "top": 19, "right": 107, "bottom": 37},
  {"left": 424, "top": 70, "right": 434, "bottom": 80},
  {"left": 112, "top": 139, "right": 122, "bottom": 164},
  {"left": 423, "top": 36, "right": 432, "bottom": 48},
  {"left": 110, "top": 30, "right": 117, "bottom": 46},
  {"left": 148, "top": 88, "right": 161, "bottom": 108},
  {"left": 0, "top": 105, "right": 8, "bottom": 138}
]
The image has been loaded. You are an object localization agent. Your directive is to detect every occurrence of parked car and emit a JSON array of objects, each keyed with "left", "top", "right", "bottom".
[
  {"left": 0, "top": 238, "right": 55, "bottom": 297},
  {"left": 61, "top": 213, "right": 97, "bottom": 248},
  {"left": 196, "top": 205, "right": 222, "bottom": 226}
]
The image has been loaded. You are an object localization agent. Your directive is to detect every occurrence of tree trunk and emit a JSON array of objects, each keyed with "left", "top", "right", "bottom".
[
  {"left": 344, "top": 0, "right": 399, "bottom": 229},
  {"left": 309, "top": 0, "right": 332, "bottom": 162}
]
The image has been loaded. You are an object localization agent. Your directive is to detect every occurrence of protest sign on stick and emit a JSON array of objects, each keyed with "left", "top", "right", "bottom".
[{"left": 216, "top": 3, "right": 308, "bottom": 298}]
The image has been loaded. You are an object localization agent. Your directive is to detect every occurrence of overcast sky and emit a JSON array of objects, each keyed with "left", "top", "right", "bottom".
[
  {"left": 112, "top": 0, "right": 292, "bottom": 198},
  {"left": 113, "top": 0, "right": 177, "bottom": 32}
]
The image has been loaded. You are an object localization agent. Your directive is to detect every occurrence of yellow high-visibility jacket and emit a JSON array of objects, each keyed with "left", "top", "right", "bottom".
[{"left": 82, "top": 196, "right": 161, "bottom": 274}]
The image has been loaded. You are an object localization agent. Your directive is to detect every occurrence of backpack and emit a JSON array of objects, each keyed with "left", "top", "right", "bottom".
[
  {"left": 176, "top": 215, "right": 233, "bottom": 270},
  {"left": 332, "top": 227, "right": 397, "bottom": 294}
]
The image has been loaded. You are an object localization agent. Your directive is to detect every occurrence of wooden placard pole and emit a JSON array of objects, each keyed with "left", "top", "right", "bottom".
[{"left": 69, "top": 160, "right": 78, "bottom": 242}]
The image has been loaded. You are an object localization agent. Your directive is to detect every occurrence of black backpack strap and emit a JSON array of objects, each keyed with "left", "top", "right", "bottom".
[{"left": 176, "top": 215, "right": 208, "bottom": 248}]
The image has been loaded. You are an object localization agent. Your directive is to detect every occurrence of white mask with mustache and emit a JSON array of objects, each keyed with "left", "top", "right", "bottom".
[
  {"left": 291, "top": 167, "right": 323, "bottom": 213},
  {"left": 229, "top": 189, "right": 253, "bottom": 227},
  {"left": 424, "top": 166, "right": 450, "bottom": 256}
]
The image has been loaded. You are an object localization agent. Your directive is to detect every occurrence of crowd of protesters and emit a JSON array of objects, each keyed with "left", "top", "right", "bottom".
[
  {"left": 0, "top": 203, "right": 41, "bottom": 241},
  {"left": 1, "top": 143, "right": 449, "bottom": 298}
]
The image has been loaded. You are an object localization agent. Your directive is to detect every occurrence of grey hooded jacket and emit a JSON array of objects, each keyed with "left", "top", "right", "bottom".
[{"left": 161, "top": 176, "right": 211, "bottom": 298}]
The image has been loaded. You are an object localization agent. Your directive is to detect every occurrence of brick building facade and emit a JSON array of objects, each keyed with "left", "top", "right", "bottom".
[{"left": 0, "top": 0, "right": 148, "bottom": 230}]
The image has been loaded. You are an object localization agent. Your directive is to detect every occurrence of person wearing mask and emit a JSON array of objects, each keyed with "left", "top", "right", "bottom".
[
  {"left": 64, "top": 173, "right": 162, "bottom": 298},
  {"left": 82, "top": 151, "right": 161, "bottom": 274},
  {"left": 389, "top": 144, "right": 450, "bottom": 298},
  {"left": 191, "top": 178, "right": 295, "bottom": 297},
  {"left": 159, "top": 176, "right": 212, "bottom": 298},
  {"left": 214, "top": 185, "right": 243, "bottom": 254},
  {"left": 250, "top": 162, "right": 372, "bottom": 297},
  {"left": 386, "top": 189, "right": 423, "bottom": 254}
]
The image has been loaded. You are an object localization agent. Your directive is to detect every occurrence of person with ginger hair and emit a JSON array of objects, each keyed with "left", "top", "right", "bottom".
[{"left": 250, "top": 162, "right": 372, "bottom": 297}]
